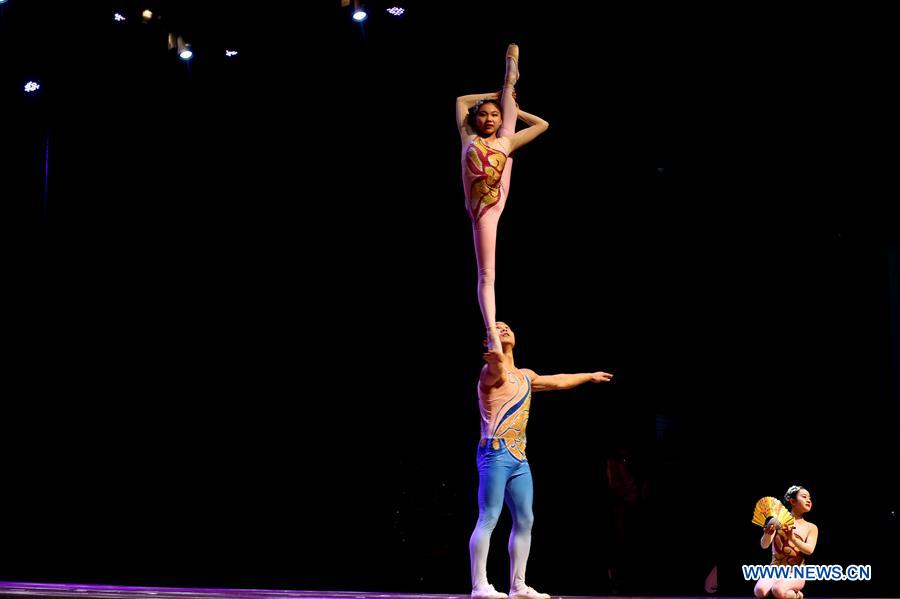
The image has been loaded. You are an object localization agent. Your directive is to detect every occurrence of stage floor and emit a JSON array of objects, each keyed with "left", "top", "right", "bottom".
[{"left": 0, "top": 583, "right": 880, "bottom": 599}]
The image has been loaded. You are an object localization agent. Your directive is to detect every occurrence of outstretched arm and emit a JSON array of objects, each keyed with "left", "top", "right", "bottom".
[
  {"left": 506, "top": 108, "right": 549, "bottom": 153},
  {"left": 456, "top": 93, "right": 498, "bottom": 142},
  {"left": 520, "top": 368, "right": 612, "bottom": 392}
]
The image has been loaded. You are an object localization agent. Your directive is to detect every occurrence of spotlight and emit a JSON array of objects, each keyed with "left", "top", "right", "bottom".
[
  {"left": 114, "top": 13, "right": 126, "bottom": 22},
  {"left": 352, "top": 10, "right": 367, "bottom": 22},
  {"left": 142, "top": 9, "right": 153, "bottom": 22},
  {"left": 387, "top": 7, "right": 405, "bottom": 16},
  {"left": 172, "top": 35, "right": 193, "bottom": 61},
  {"left": 225, "top": 49, "right": 238, "bottom": 57},
  {"left": 24, "top": 81, "right": 41, "bottom": 94}
]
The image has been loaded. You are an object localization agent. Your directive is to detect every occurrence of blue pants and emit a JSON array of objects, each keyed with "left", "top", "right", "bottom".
[{"left": 469, "top": 438, "right": 534, "bottom": 591}]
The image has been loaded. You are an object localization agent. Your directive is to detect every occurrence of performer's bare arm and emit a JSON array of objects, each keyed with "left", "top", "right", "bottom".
[
  {"left": 790, "top": 524, "right": 818, "bottom": 555},
  {"left": 519, "top": 368, "right": 612, "bottom": 392},
  {"left": 761, "top": 521, "right": 778, "bottom": 549},
  {"left": 506, "top": 108, "right": 549, "bottom": 153}
]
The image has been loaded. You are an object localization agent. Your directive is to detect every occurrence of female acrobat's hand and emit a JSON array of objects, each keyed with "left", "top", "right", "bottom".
[
  {"left": 781, "top": 526, "right": 797, "bottom": 542},
  {"left": 483, "top": 351, "right": 503, "bottom": 364},
  {"left": 590, "top": 371, "right": 613, "bottom": 383}
]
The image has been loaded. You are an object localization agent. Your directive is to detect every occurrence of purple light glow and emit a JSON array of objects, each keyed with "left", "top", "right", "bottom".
[{"left": 0, "top": 583, "right": 388, "bottom": 599}]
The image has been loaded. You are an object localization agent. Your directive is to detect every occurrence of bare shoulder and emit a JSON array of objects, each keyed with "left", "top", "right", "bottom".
[
  {"left": 797, "top": 520, "right": 817, "bottom": 539},
  {"left": 478, "top": 363, "right": 496, "bottom": 385},
  {"left": 519, "top": 368, "right": 538, "bottom": 381},
  {"left": 460, "top": 131, "right": 480, "bottom": 147},
  {"left": 493, "top": 136, "right": 513, "bottom": 153}
]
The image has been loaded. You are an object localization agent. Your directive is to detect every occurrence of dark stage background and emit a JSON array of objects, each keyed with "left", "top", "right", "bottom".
[{"left": 2, "top": 2, "right": 898, "bottom": 597}]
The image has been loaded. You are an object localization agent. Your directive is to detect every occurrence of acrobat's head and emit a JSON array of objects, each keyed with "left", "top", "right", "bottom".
[
  {"left": 483, "top": 321, "right": 516, "bottom": 349},
  {"left": 468, "top": 99, "right": 503, "bottom": 137},
  {"left": 784, "top": 485, "right": 812, "bottom": 515}
]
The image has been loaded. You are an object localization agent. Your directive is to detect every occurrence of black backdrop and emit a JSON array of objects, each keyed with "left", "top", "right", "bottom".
[{"left": 2, "top": 1, "right": 898, "bottom": 597}]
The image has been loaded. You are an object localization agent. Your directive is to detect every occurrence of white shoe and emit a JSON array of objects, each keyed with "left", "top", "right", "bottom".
[
  {"left": 472, "top": 584, "right": 508, "bottom": 599},
  {"left": 509, "top": 586, "right": 550, "bottom": 599}
]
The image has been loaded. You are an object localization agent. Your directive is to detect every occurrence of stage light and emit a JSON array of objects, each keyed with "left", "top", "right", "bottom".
[
  {"left": 352, "top": 10, "right": 367, "bottom": 21},
  {"left": 114, "top": 13, "right": 126, "bottom": 22},
  {"left": 142, "top": 9, "right": 153, "bottom": 22},
  {"left": 171, "top": 35, "right": 193, "bottom": 61},
  {"left": 225, "top": 49, "right": 238, "bottom": 57},
  {"left": 387, "top": 7, "right": 405, "bottom": 16},
  {"left": 24, "top": 81, "right": 40, "bottom": 93}
]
